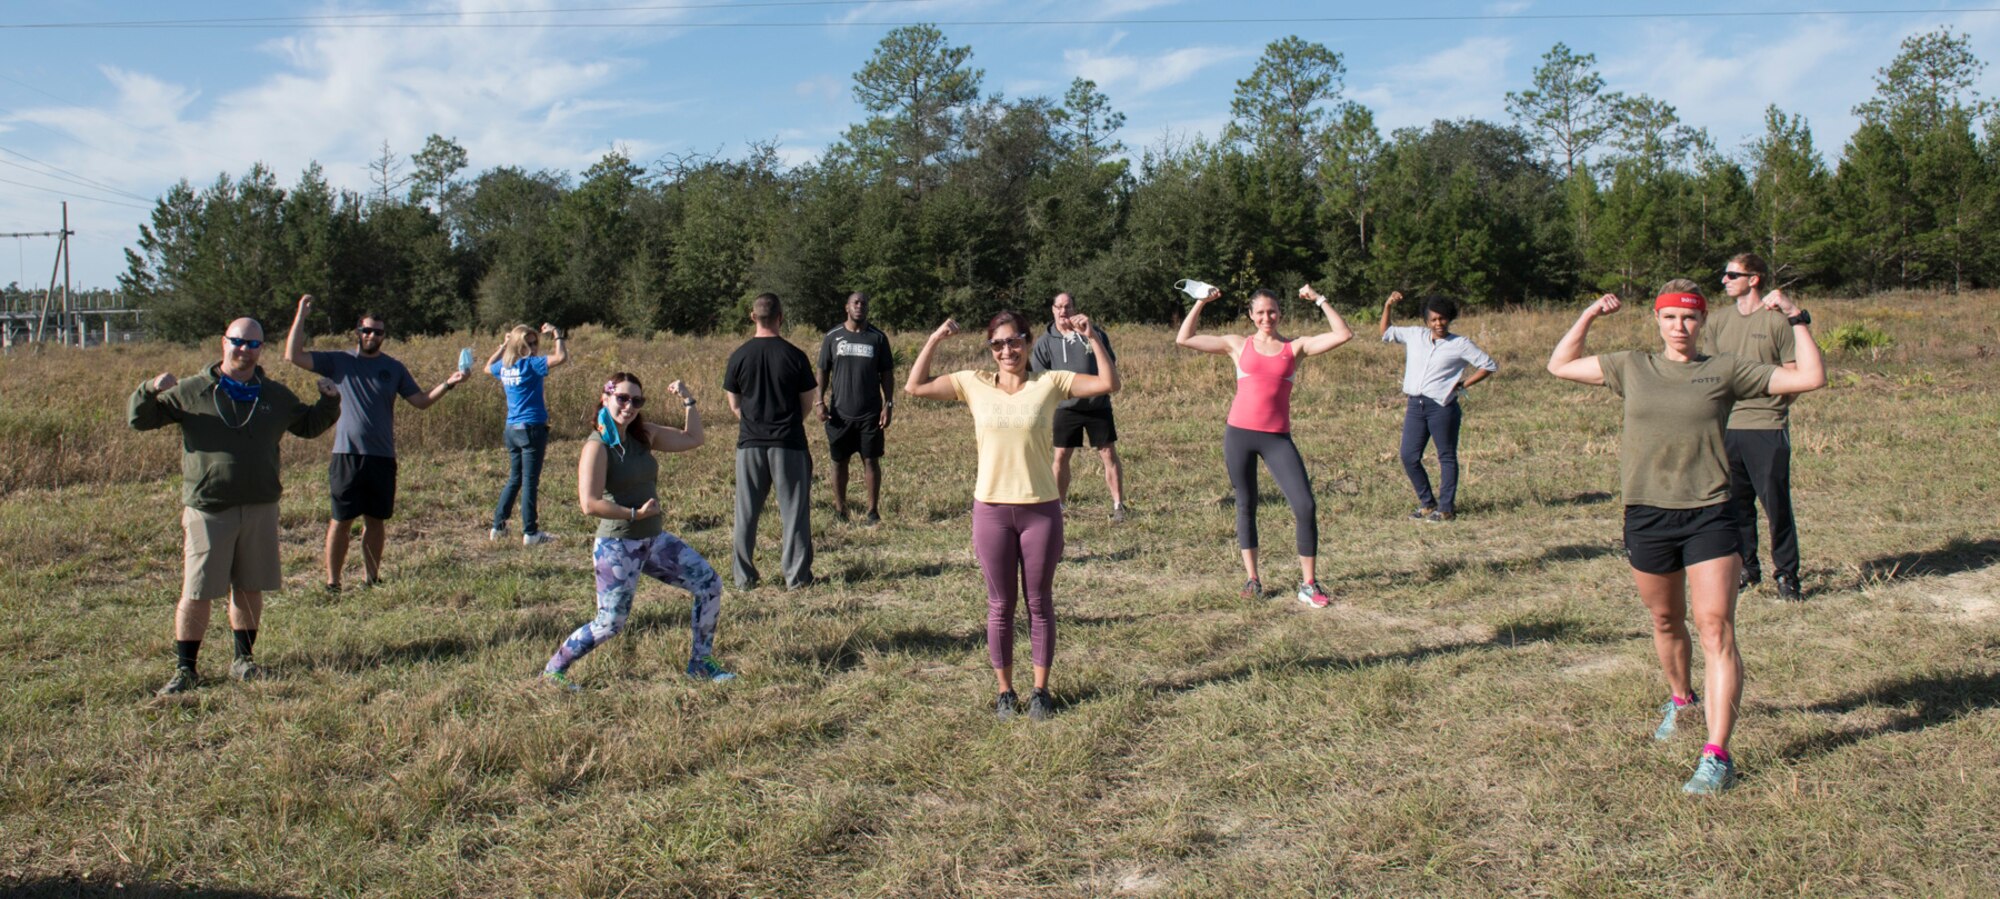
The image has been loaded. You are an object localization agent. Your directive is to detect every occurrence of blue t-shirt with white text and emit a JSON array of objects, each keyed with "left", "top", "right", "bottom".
[{"left": 489, "top": 355, "right": 551, "bottom": 426}]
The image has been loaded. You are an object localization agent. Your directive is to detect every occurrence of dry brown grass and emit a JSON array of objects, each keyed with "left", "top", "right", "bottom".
[{"left": 2, "top": 292, "right": 1998, "bottom": 896}]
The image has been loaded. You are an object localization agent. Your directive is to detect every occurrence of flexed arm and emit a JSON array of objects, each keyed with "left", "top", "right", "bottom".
[
  {"left": 284, "top": 294, "right": 318, "bottom": 373},
  {"left": 1547, "top": 294, "right": 1618, "bottom": 385},
  {"left": 1175, "top": 289, "right": 1236, "bottom": 355},
  {"left": 1378, "top": 291, "right": 1403, "bottom": 337},
  {"left": 1292, "top": 284, "right": 1354, "bottom": 357},
  {"left": 1759, "top": 290, "right": 1826, "bottom": 396},
  {"left": 905, "top": 319, "right": 964, "bottom": 401},
  {"left": 1067, "top": 315, "right": 1120, "bottom": 399}
]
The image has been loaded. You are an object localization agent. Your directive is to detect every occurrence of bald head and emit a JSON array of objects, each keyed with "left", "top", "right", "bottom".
[{"left": 219, "top": 317, "right": 266, "bottom": 378}]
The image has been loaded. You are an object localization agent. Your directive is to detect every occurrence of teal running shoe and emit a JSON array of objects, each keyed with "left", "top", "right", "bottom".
[
  {"left": 687, "top": 656, "right": 737, "bottom": 683},
  {"left": 1653, "top": 696, "right": 1697, "bottom": 741},
  {"left": 1682, "top": 753, "right": 1738, "bottom": 795},
  {"left": 539, "top": 670, "right": 581, "bottom": 693}
]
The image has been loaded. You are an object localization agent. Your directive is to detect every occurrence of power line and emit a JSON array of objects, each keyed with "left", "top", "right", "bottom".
[
  {"left": 5, "top": 6, "right": 2000, "bottom": 30},
  {"left": 0, "top": 158, "right": 153, "bottom": 207},
  {"left": 2, "top": 0, "right": 943, "bottom": 28},
  {"left": 0, "top": 147, "right": 154, "bottom": 203},
  {"left": 0, "top": 176, "right": 151, "bottom": 210}
]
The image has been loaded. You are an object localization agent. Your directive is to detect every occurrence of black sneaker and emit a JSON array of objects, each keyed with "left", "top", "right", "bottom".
[
  {"left": 1739, "top": 566, "right": 1762, "bottom": 590},
  {"left": 323, "top": 582, "right": 341, "bottom": 595},
  {"left": 1028, "top": 689, "right": 1055, "bottom": 721},
  {"left": 229, "top": 656, "right": 265, "bottom": 682},
  {"left": 1775, "top": 574, "right": 1803, "bottom": 602},
  {"left": 995, "top": 690, "right": 1018, "bottom": 721},
  {"left": 864, "top": 510, "right": 882, "bottom": 527},
  {"left": 156, "top": 666, "right": 198, "bottom": 697},
  {"left": 832, "top": 506, "right": 850, "bottom": 523}
]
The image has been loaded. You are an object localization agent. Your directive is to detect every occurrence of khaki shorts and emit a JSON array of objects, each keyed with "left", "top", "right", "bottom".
[{"left": 182, "top": 503, "right": 284, "bottom": 601}]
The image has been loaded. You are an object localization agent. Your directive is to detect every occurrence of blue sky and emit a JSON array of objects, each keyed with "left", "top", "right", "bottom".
[{"left": 5, "top": 0, "right": 1999, "bottom": 289}]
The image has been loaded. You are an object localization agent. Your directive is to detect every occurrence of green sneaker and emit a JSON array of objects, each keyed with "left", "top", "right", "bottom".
[
  {"left": 1682, "top": 753, "right": 1738, "bottom": 795},
  {"left": 155, "top": 666, "right": 198, "bottom": 697},
  {"left": 1653, "top": 696, "right": 1697, "bottom": 742},
  {"left": 686, "top": 656, "right": 736, "bottom": 683},
  {"left": 539, "top": 670, "right": 581, "bottom": 693},
  {"left": 229, "top": 656, "right": 265, "bottom": 682}
]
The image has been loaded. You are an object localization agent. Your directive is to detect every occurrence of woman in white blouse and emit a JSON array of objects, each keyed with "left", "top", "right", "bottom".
[{"left": 1376, "top": 291, "right": 1497, "bottom": 522}]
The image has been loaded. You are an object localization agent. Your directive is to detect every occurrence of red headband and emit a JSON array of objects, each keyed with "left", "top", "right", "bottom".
[{"left": 1654, "top": 292, "right": 1706, "bottom": 313}]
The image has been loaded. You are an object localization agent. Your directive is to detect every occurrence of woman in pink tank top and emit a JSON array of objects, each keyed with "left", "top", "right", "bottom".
[{"left": 1176, "top": 284, "right": 1354, "bottom": 608}]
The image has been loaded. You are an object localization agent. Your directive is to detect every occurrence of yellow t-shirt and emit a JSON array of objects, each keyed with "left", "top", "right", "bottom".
[{"left": 948, "top": 369, "right": 1078, "bottom": 504}]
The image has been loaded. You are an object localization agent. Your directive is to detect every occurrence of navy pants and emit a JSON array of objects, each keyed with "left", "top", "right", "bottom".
[
  {"left": 493, "top": 424, "right": 549, "bottom": 535},
  {"left": 1399, "top": 396, "right": 1462, "bottom": 514}
]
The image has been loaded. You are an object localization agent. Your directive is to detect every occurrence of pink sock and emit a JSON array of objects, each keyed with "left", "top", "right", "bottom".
[
  {"left": 1701, "top": 743, "right": 1731, "bottom": 763},
  {"left": 1672, "top": 694, "right": 1695, "bottom": 707}
]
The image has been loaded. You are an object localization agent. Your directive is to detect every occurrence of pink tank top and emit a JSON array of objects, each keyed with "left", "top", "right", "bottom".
[{"left": 1226, "top": 339, "right": 1297, "bottom": 433}]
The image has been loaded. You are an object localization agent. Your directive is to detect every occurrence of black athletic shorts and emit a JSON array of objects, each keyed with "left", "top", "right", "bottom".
[
  {"left": 1053, "top": 405, "right": 1117, "bottom": 448},
  {"left": 825, "top": 415, "right": 886, "bottom": 462},
  {"left": 329, "top": 453, "right": 398, "bottom": 521},
  {"left": 1623, "top": 503, "right": 1738, "bottom": 575}
]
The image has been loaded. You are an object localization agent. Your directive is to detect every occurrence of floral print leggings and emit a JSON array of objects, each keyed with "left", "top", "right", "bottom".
[{"left": 545, "top": 533, "right": 723, "bottom": 674}]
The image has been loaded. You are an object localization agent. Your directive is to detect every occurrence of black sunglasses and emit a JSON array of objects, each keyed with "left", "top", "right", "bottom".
[
  {"left": 988, "top": 335, "right": 1027, "bottom": 351},
  {"left": 608, "top": 392, "right": 645, "bottom": 408},
  {"left": 225, "top": 336, "right": 263, "bottom": 349},
  {"left": 1720, "top": 271, "right": 1753, "bottom": 281},
  {"left": 357, "top": 327, "right": 386, "bottom": 336}
]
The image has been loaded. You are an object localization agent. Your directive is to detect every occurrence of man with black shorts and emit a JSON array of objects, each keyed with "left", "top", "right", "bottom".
[
  {"left": 816, "top": 292, "right": 895, "bottom": 525},
  {"left": 1031, "top": 292, "right": 1127, "bottom": 521},
  {"left": 1705, "top": 253, "right": 1806, "bottom": 601},
  {"left": 725, "top": 293, "right": 819, "bottom": 590},
  {"left": 130, "top": 317, "right": 342, "bottom": 695},
  {"left": 284, "top": 295, "right": 468, "bottom": 592}
]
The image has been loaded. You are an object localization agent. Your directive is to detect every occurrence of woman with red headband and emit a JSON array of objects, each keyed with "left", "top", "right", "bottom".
[{"left": 1547, "top": 278, "right": 1824, "bottom": 794}]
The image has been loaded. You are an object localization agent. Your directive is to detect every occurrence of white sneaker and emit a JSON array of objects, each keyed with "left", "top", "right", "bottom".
[
  {"left": 523, "top": 531, "right": 558, "bottom": 546},
  {"left": 488, "top": 525, "right": 507, "bottom": 541}
]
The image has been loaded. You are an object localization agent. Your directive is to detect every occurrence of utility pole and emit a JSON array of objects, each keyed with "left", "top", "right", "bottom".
[{"left": 15, "top": 203, "right": 73, "bottom": 344}]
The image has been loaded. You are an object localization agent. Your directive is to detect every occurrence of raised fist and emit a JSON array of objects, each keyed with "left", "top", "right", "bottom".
[{"left": 150, "top": 372, "right": 177, "bottom": 392}]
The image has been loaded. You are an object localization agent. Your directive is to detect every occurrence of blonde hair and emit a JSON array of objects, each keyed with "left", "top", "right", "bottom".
[{"left": 500, "top": 325, "right": 537, "bottom": 368}]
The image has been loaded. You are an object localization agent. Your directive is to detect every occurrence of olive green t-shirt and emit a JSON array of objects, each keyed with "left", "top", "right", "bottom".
[
  {"left": 1599, "top": 351, "right": 1778, "bottom": 509},
  {"left": 596, "top": 439, "right": 663, "bottom": 541},
  {"left": 1698, "top": 305, "right": 1797, "bottom": 430}
]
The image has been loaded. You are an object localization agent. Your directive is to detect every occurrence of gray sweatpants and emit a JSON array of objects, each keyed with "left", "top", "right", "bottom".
[{"left": 733, "top": 447, "right": 814, "bottom": 589}]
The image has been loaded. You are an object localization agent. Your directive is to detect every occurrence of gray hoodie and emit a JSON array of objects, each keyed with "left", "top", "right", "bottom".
[{"left": 1029, "top": 323, "right": 1115, "bottom": 412}]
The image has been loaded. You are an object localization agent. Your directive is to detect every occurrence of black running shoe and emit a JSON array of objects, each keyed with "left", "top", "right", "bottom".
[
  {"left": 995, "top": 690, "right": 1018, "bottom": 721},
  {"left": 156, "top": 666, "right": 198, "bottom": 697},
  {"left": 1028, "top": 688, "right": 1055, "bottom": 722},
  {"left": 1739, "top": 565, "right": 1762, "bottom": 590},
  {"left": 1775, "top": 574, "right": 1803, "bottom": 602}
]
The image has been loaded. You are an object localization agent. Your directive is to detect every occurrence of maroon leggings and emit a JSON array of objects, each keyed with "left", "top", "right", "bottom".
[{"left": 971, "top": 500, "right": 1064, "bottom": 669}]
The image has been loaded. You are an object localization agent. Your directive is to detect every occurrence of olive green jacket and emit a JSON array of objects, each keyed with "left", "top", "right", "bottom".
[{"left": 128, "top": 362, "right": 342, "bottom": 511}]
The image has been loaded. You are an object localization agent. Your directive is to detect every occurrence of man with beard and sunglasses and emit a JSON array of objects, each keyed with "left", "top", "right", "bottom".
[
  {"left": 130, "top": 317, "right": 343, "bottom": 696},
  {"left": 1704, "top": 254, "right": 1809, "bottom": 601},
  {"left": 284, "top": 294, "right": 468, "bottom": 593}
]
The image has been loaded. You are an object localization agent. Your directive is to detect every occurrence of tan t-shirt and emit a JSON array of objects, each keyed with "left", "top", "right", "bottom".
[
  {"left": 948, "top": 369, "right": 1077, "bottom": 504},
  {"left": 1698, "top": 305, "right": 1797, "bottom": 429},
  {"left": 1599, "top": 351, "right": 1778, "bottom": 509}
]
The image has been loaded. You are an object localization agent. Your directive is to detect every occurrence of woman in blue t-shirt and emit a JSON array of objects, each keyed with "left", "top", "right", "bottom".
[{"left": 483, "top": 323, "right": 569, "bottom": 544}]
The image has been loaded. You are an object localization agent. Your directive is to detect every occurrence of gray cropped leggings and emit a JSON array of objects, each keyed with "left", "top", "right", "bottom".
[{"left": 1223, "top": 424, "right": 1318, "bottom": 557}]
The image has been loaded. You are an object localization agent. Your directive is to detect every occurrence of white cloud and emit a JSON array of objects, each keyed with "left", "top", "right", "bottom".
[
  {"left": 1351, "top": 36, "right": 1515, "bottom": 132},
  {"left": 1064, "top": 44, "right": 1253, "bottom": 96}
]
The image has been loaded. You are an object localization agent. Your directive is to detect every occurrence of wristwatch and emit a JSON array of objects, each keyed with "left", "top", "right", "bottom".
[{"left": 1787, "top": 309, "right": 1812, "bottom": 327}]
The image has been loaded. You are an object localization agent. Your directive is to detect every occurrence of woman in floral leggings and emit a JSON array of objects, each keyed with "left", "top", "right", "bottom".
[{"left": 541, "top": 371, "right": 734, "bottom": 689}]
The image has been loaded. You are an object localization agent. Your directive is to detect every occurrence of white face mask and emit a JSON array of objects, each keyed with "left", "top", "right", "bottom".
[{"left": 1175, "top": 279, "right": 1214, "bottom": 299}]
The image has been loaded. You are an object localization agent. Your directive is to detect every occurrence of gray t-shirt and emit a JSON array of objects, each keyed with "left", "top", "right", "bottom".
[
  {"left": 310, "top": 350, "right": 421, "bottom": 457},
  {"left": 1030, "top": 325, "right": 1115, "bottom": 411}
]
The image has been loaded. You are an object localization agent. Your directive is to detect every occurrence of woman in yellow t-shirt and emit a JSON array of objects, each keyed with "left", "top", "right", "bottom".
[
  {"left": 1547, "top": 279, "right": 1824, "bottom": 795},
  {"left": 905, "top": 310, "right": 1120, "bottom": 721}
]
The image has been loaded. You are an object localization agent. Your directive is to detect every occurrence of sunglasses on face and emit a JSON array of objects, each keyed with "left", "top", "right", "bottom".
[
  {"left": 988, "top": 336, "right": 1027, "bottom": 351},
  {"left": 1720, "top": 271, "right": 1752, "bottom": 281},
  {"left": 357, "top": 327, "right": 386, "bottom": 336},
  {"left": 225, "top": 337, "right": 263, "bottom": 349},
  {"left": 608, "top": 392, "right": 645, "bottom": 408}
]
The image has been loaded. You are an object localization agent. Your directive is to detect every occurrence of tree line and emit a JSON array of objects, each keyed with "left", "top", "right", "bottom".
[{"left": 120, "top": 26, "right": 2000, "bottom": 340}]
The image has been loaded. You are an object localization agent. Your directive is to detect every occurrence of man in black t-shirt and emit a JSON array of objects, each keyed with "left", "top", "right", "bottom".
[
  {"left": 816, "top": 292, "right": 896, "bottom": 525},
  {"left": 723, "top": 293, "right": 819, "bottom": 590}
]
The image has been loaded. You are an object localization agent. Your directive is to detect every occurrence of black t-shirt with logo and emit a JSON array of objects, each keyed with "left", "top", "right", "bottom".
[
  {"left": 723, "top": 336, "right": 817, "bottom": 450},
  {"left": 817, "top": 324, "right": 895, "bottom": 420}
]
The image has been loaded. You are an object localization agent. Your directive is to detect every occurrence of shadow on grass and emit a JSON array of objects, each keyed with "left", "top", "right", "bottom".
[
  {"left": 1775, "top": 669, "right": 2000, "bottom": 760},
  {"left": 839, "top": 559, "right": 962, "bottom": 583},
  {"left": 1143, "top": 614, "right": 1618, "bottom": 695},
  {"left": 1360, "top": 541, "right": 1624, "bottom": 583},
  {"left": 1857, "top": 537, "right": 2000, "bottom": 584},
  {"left": 1, "top": 878, "right": 297, "bottom": 898},
  {"left": 780, "top": 625, "right": 985, "bottom": 673}
]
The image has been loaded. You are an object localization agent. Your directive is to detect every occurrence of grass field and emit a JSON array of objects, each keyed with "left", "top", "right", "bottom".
[{"left": 2, "top": 293, "right": 1997, "bottom": 897}]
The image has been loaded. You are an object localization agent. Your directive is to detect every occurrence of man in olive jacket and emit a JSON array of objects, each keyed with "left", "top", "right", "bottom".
[{"left": 129, "top": 317, "right": 342, "bottom": 696}]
